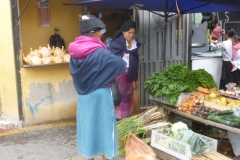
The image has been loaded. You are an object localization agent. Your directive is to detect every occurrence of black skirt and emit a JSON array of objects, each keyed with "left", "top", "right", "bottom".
[{"left": 220, "top": 61, "right": 240, "bottom": 90}]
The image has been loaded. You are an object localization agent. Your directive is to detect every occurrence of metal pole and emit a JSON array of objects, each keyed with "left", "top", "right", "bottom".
[
  {"left": 11, "top": 0, "right": 23, "bottom": 121},
  {"left": 163, "top": 0, "right": 168, "bottom": 68}
]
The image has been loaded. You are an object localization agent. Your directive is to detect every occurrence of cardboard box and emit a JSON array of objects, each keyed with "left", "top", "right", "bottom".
[{"left": 203, "top": 100, "right": 233, "bottom": 111}]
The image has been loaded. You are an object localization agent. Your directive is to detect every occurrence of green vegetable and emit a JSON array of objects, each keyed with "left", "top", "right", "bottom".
[
  {"left": 169, "top": 127, "right": 209, "bottom": 155},
  {"left": 212, "top": 115, "right": 225, "bottom": 122},
  {"left": 208, "top": 114, "right": 240, "bottom": 128},
  {"left": 144, "top": 64, "right": 217, "bottom": 105},
  {"left": 207, "top": 114, "right": 215, "bottom": 120},
  {"left": 215, "top": 118, "right": 240, "bottom": 127},
  {"left": 205, "top": 112, "right": 212, "bottom": 116},
  {"left": 188, "top": 69, "right": 217, "bottom": 90},
  {"left": 229, "top": 122, "right": 240, "bottom": 128},
  {"left": 225, "top": 115, "right": 240, "bottom": 122},
  {"left": 217, "top": 110, "right": 234, "bottom": 115}
]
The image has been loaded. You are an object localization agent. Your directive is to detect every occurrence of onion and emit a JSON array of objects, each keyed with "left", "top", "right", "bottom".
[{"left": 192, "top": 111, "right": 197, "bottom": 115}]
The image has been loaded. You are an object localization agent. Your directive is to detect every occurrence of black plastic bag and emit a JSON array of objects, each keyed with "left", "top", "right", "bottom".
[
  {"left": 111, "top": 81, "right": 121, "bottom": 106},
  {"left": 50, "top": 33, "right": 66, "bottom": 49}
]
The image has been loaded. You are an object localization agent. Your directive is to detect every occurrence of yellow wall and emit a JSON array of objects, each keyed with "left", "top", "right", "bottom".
[
  {"left": 20, "top": 0, "right": 82, "bottom": 53},
  {"left": 0, "top": 1, "right": 19, "bottom": 119},
  {"left": 19, "top": 0, "right": 82, "bottom": 124}
]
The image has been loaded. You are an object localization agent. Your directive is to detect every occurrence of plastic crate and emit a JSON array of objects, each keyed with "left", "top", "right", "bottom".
[
  {"left": 151, "top": 128, "right": 218, "bottom": 160},
  {"left": 232, "top": 106, "right": 240, "bottom": 117},
  {"left": 149, "top": 93, "right": 193, "bottom": 107}
]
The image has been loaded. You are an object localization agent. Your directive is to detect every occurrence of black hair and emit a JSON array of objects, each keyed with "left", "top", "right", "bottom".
[
  {"left": 112, "top": 20, "right": 136, "bottom": 40},
  {"left": 233, "top": 35, "right": 240, "bottom": 43},
  {"left": 226, "top": 27, "right": 235, "bottom": 38},
  {"left": 121, "top": 21, "right": 136, "bottom": 32}
]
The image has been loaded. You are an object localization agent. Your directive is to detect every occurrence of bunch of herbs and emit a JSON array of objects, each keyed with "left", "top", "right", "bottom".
[{"left": 144, "top": 64, "right": 217, "bottom": 105}]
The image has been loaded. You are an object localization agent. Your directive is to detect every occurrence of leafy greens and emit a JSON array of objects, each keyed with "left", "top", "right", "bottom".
[{"left": 144, "top": 64, "right": 217, "bottom": 105}]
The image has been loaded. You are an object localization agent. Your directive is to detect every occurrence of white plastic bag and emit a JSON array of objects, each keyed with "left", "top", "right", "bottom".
[
  {"left": 227, "top": 131, "right": 240, "bottom": 156},
  {"left": 125, "top": 133, "right": 157, "bottom": 160},
  {"left": 228, "top": 106, "right": 240, "bottom": 156}
]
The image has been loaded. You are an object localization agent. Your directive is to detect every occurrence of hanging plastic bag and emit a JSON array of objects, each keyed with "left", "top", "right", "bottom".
[
  {"left": 111, "top": 80, "right": 121, "bottom": 106},
  {"left": 125, "top": 133, "right": 157, "bottom": 160},
  {"left": 210, "top": 23, "right": 222, "bottom": 40}
]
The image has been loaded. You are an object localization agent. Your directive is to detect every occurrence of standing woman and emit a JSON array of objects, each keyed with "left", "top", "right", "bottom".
[
  {"left": 108, "top": 20, "right": 141, "bottom": 120},
  {"left": 68, "top": 15, "right": 126, "bottom": 160},
  {"left": 209, "top": 27, "right": 235, "bottom": 89}
]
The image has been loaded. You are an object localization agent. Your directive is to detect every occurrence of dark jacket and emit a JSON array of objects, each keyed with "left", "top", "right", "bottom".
[
  {"left": 108, "top": 35, "right": 141, "bottom": 82},
  {"left": 70, "top": 48, "right": 126, "bottom": 95}
]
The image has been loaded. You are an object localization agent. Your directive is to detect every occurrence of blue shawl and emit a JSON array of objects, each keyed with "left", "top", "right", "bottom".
[{"left": 70, "top": 48, "right": 126, "bottom": 95}]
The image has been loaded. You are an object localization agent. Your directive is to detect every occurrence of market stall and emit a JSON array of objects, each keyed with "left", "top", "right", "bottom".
[
  {"left": 16, "top": 1, "right": 134, "bottom": 125},
  {"left": 150, "top": 101, "right": 240, "bottom": 134},
  {"left": 142, "top": 63, "right": 240, "bottom": 159},
  {"left": 116, "top": 106, "right": 233, "bottom": 160}
]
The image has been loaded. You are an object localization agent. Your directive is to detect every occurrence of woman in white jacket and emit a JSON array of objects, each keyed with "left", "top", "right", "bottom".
[{"left": 209, "top": 27, "right": 235, "bottom": 90}]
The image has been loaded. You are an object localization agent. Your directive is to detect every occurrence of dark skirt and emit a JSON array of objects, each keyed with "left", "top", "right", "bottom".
[{"left": 220, "top": 61, "right": 240, "bottom": 90}]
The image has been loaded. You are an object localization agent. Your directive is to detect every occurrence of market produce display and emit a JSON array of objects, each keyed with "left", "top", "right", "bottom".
[
  {"left": 23, "top": 44, "right": 70, "bottom": 65},
  {"left": 219, "top": 82, "right": 240, "bottom": 98},
  {"left": 144, "top": 64, "right": 217, "bottom": 105},
  {"left": 178, "top": 92, "right": 219, "bottom": 118},
  {"left": 207, "top": 110, "right": 240, "bottom": 128},
  {"left": 159, "top": 122, "right": 209, "bottom": 155},
  {"left": 117, "top": 107, "right": 168, "bottom": 156},
  {"left": 176, "top": 90, "right": 240, "bottom": 128}
]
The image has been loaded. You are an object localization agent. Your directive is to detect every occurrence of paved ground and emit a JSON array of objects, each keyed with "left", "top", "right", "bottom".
[
  {"left": 0, "top": 120, "right": 125, "bottom": 160},
  {"left": 1, "top": 119, "right": 240, "bottom": 160}
]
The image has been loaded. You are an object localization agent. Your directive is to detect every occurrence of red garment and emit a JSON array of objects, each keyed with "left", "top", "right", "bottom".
[
  {"left": 115, "top": 72, "right": 134, "bottom": 119},
  {"left": 231, "top": 43, "right": 240, "bottom": 71},
  {"left": 232, "top": 43, "right": 240, "bottom": 60}
]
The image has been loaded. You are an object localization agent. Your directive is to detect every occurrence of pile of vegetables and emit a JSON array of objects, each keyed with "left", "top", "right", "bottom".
[
  {"left": 219, "top": 82, "right": 240, "bottom": 97},
  {"left": 160, "top": 122, "right": 209, "bottom": 155},
  {"left": 117, "top": 107, "right": 168, "bottom": 156},
  {"left": 207, "top": 110, "right": 240, "bottom": 128},
  {"left": 144, "top": 64, "right": 217, "bottom": 105},
  {"left": 178, "top": 92, "right": 205, "bottom": 114},
  {"left": 178, "top": 90, "right": 221, "bottom": 117}
]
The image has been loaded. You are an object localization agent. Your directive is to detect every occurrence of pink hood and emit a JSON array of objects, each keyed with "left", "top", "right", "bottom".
[
  {"left": 68, "top": 36, "right": 106, "bottom": 59},
  {"left": 232, "top": 43, "right": 240, "bottom": 60}
]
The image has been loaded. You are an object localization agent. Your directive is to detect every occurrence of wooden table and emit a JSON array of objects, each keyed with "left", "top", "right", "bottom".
[
  {"left": 192, "top": 151, "right": 232, "bottom": 160},
  {"left": 152, "top": 100, "right": 240, "bottom": 134}
]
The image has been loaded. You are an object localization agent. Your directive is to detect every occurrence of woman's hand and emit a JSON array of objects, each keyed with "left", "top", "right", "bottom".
[{"left": 222, "top": 29, "right": 225, "bottom": 35}]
